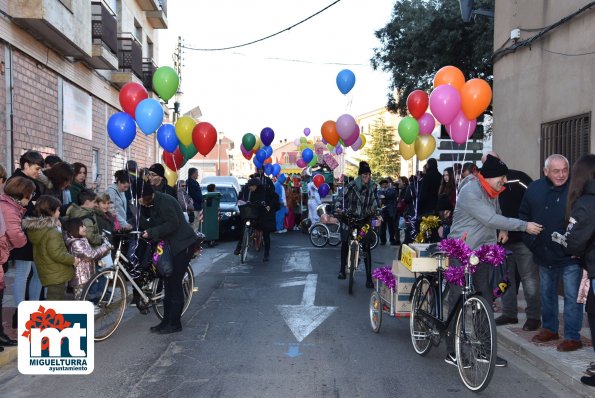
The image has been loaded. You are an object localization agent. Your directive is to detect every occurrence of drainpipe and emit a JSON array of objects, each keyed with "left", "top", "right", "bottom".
[{"left": 4, "top": 44, "right": 13, "bottom": 171}]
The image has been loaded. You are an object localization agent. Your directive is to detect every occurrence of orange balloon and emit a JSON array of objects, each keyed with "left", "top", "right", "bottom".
[
  {"left": 321, "top": 120, "right": 339, "bottom": 146},
  {"left": 433, "top": 66, "right": 465, "bottom": 92},
  {"left": 461, "top": 79, "right": 492, "bottom": 120},
  {"left": 263, "top": 157, "right": 272, "bottom": 164}
]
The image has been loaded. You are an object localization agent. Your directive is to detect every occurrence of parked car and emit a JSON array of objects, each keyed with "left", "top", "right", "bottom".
[
  {"left": 201, "top": 176, "right": 241, "bottom": 194},
  {"left": 202, "top": 183, "right": 241, "bottom": 239}
]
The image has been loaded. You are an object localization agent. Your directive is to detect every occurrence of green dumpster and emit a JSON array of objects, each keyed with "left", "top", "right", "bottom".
[{"left": 202, "top": 192, "right": 221, "bottom": 242}]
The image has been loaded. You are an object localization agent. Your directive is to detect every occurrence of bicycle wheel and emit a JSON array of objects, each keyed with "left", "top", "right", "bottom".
[
  {"left": 310, "top": 224, "right": 329, "bottom": 247},
  {"left": 327, "top": 223, "right": 341, "bottom": 246},
  {"left": 369, "top": 229, "right": 379, "bottom": 250},
  {"left": 240, "top": 226, "right": 250, "bottom": 264},
  {"left": 455, "top": 295, "right": 497, "bottom": 392},
  {"left": 348, "top": 241, "right": 359, "bottom": 294},
  {"left": 152, "top": 265, "right": 195, "bottom": 320},
  {"left": 369, "top": 290, "right": 382, "bottom": 333},
  {"left": 410, "top": 277, "right": 435, "bottom": 356},
  {"left": 81, "top": 270, "right": 127, "bottom": 342}
]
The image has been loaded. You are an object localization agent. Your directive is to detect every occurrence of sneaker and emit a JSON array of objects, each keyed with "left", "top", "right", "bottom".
[
  {"left": 580, "top": 375, "right": 595, "bottom": 387},
  {"left": 495, "top": 356, "right": 508, "bottom": 367},
  {"left": 495, "top": 315, "right": 518, "bottom": 326},
  {"left": 233, "top": 248, "right": 241, "bottom": 255},
  {"left": 445, "top": 352, "right": 457, "bottom": 367},
  {"left": 522, "top": 319, "right": 541, "bottom": 331},
  {"left": 337, "top": 272, "right": 346, "bottom": 280},
  {"left": 278, "top": 229, "right": 287, "bottom": 234}
]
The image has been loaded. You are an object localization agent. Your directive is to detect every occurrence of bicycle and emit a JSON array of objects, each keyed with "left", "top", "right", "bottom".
[
  {"left": 339, "top": 211, "right": 375, "bottom": 294},
  {"left": 238, "top": 202, "right": 264, "bottom": 264},
  {"left": 409, "top": 248, "right": 497, "bottom": 392},
  {"left": 80, "top": 231, "right": 196, "bottom": 341},
  {"left": 310, "top": 204, "right": 380, "bottom": 249}
]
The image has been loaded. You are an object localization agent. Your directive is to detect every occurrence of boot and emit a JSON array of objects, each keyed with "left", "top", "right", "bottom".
[
  {"left": 338, "top": 241, "right": 348, "bottom": 279},
  {"left": 364, "top": 247, "right": 373, "bottom": 288}
]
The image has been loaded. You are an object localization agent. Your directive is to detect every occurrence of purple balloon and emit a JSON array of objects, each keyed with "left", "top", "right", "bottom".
[
  {"left": 318, "top": 183, "right": 330, "bottom": 198},
  {"left": 417, "top": 113, "right": 436, "bottom": 136},
  {"left": 304, "top": 127, "right": 311, "bottom": 136},
  {"left": 336, "top": 114, "right": 357, "bottom": 140},
  {"left": 429, "top": 85, "right": 461, "bottom": 125},
  {"left": 447, "top": 110, "right": 477, "bottom": 144},
  {"left": 335, "top": 145, "right": 343, "bottom": 155},
  {"left": 343, "top": 124, "right": 360, "bottom": 146},
  {"left": 296, "top": 158, "right": 307, "bottom": 168},
  {"left": 260, "top": 127, "right": 275, "bottom": 146},
  {"left": 350, "top": 136, "right": 362, "bottom": 151},
  {"left": 240, "top": 144, "right": 250, "bottom": 155},
  {"left": 321, "top": 137, "right": 328, "bottom": 145}
]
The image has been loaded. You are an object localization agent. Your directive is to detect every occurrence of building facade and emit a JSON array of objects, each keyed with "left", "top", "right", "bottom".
[
  {"left": 493, "top": 0, "right": 594, "bottom": 178},
  {"left": 0, "top": 0, "right": 168, "bottom": 190}
]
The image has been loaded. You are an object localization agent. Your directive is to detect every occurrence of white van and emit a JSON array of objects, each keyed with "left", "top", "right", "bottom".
[{"left": 200, "top": 176, "right": 241, "bottom": 193}]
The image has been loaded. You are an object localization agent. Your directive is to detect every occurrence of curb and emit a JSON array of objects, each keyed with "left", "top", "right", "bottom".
[
  {"left": 0, "top": 346, "right": 17, "bottom": 367},
  {"left": 497, "top": 327, "right": 593, "bottom": 397}
]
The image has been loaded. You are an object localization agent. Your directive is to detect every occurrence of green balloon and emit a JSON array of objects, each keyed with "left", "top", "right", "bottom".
[
  {"left": 152, "top": 66, "right": 180, "bottom": 102},
  {"left": 180, "top": 142, "right": 198, "bottom": 161},
  {"left": 398, "top": 116, "right": 420, "bottom": 145},
  {"left": 242, "top": 133, "right": 256, "bottom": 151},
  {"left": 308, "top": 155, "right": 318, "bottom": 167}
]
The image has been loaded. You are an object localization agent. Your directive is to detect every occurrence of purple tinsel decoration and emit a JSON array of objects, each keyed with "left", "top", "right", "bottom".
[
  {"left": 372, "top": 266, "right": 396, "bottom": 290},
  {"left": 438, "top": 239, "right": 473, "bottom": 266},
  {"left": 475, "top": 244, "right": 506, "bottom": 267},
  {"left": 438, "top": 239, "right": 506, "bottom": 286}
]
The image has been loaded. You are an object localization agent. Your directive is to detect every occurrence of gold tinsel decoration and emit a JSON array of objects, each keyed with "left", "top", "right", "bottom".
[{"left": 414, "top": 215, "right": 441, "bottom": 243}]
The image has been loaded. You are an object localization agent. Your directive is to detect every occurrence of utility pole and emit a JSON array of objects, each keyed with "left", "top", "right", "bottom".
[{"left": 172, "top": 35, "right": 183, "bottom": 122}]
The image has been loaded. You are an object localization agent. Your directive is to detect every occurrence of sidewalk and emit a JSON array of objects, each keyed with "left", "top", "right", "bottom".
[
  {"left": 0, "top": 263, "right": 18, "bottom": 366},
  {"left": 494, "top": 288, "right": 594, "bottom": 397}
]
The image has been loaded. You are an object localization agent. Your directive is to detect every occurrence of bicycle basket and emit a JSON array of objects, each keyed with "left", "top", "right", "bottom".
[{"left": 239, "top": 203, "right": 261, "bottom": 220}]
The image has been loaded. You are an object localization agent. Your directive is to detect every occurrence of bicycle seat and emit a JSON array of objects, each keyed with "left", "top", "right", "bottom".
[{"left": 426, "top": 244, "right": 447, "bottom": 258}]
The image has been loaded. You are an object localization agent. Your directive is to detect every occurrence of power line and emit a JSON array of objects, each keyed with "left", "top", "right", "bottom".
[{"left": 181, "top": 0, "right": 342, "bottom": 52}]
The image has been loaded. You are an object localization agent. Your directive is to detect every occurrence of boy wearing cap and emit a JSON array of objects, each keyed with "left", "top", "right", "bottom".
[
  {"left": 148, "top": 163, "right": 177, "bottom": 198},
  {"left": 445, "top": 154, "right": 543, "bottom": 368}
]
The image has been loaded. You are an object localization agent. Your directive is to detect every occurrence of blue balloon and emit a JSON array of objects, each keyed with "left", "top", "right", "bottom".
[
  {"left": 336, "top": 69, "right": 356, "bottom": 95},
  {"left": 135, "top": 98, "right": 163, "bottom": 135},
  {"left": 302, "top": 148, "right": 314, "bottom": 163},
  {"left": 253, "top": 157, "right": 263, "bottom": 168},
  {"left": 277, "top": 173, "right": 286, "bottom": 183},
  {"left": 272, "top": 163, "right": 281, "bottom": 177},
  {"left": 263, "top": 163, "right": 273, "bottom": 176},
  {"left": 107, "top": 112, "right": 136, "bottom": 150},
  {"left": 256, "top": 148, "right": 268, "bottom": 162},
  {"left": 263, "top": 145, "right": 273, "bottom": 158},
  {"left": 156, "top": 124, "right": 179, "bottom": 153}
]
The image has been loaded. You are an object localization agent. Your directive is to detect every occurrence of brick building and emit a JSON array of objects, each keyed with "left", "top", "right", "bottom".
[{"left": 0, "top": 0, "right": 168, "bottom": 190}]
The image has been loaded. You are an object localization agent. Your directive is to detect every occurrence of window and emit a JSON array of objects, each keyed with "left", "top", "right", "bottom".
[
  {"left": 134, "top": 20, "right": 142, "bottom": 44},
  {"left": 540, "top": 113, "right": 590, "bottom": 173}
]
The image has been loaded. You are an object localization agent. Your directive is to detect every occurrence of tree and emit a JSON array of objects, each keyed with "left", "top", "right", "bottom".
[
  {"left": 371, "top": 0, "right": 494, "bottom": 116},
  {"left": 363, "top": 119, "right": 401, "bottom": 180}
]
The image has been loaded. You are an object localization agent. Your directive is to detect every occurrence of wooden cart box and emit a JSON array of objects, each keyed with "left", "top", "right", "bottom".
[{"left": 400, "top": 243, "right": 448, "bottom": 273}]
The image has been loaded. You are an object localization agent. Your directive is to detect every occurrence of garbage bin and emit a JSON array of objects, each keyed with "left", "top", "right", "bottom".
[{"left": 202, "top": 192, "right": 221, "bottom": 243}]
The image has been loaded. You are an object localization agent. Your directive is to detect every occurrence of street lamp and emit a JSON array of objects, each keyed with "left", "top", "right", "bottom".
[
  {"left": 172, "top": 89, "right": 183, "bottom": 122},
  {"left": 217, "top": 131, "right": 224, "bottom": 176}
]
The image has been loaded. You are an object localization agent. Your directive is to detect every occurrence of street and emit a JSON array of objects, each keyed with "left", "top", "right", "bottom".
[{"left": 0, "top": 232, "right": 574, "bottom": 397}]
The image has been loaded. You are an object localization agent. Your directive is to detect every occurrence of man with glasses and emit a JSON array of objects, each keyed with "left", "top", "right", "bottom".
[{"left": 148, "top": 163, "right": 176, "bottom": 198}]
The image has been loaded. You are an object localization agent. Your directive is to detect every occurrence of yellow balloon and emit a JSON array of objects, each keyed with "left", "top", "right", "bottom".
[
  {"left": 163, "top": 164, "right": 178, "bottom": 187},
  {"left": 175, "top": 116, "right": 196, "bottom": 146},
  {"left": 360, "top": 134, "right": 367, "bottom": 149},
  {"left": 414, "top": 135, "right": 436, "bottom": 161},
  {"left": 253, "top": 135, "right": 262, "bottom": 152},
  {"left": 399, "top": 140, "right": 415, "bottom": 160}
]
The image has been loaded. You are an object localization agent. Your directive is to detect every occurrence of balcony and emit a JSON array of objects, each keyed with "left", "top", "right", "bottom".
[
  {"left": 110, "top": 33, "right": 143, "bottom": 88},
  {"left": 8, "top": 0, "right": 91, "bottom": 58},
  {"left": 136, "top": 0, "right": 160, "bottom": 11},
  {"left": 142, "top": 58, "right": 157, "bottom": 93},
  {"left": 88, "top": 1, "right": 118, "bottom": 70},
  {"left": 146, "top": 0, "right": 168, "bottom": 29}
]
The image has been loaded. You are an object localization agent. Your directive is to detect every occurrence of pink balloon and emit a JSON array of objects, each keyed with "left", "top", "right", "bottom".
[
  {"left": 296, "top": 158, "right": 307, "bottom": 168},
  {"left": 343, "top": 124, "right": 360, "bottom": 146},
  {"left": 336, "top": 114, "right": 357, "bottom": 140},
  {"left": 350, "top": 136, "right": 362, "bottom": 151},
  {"left": 417, "top": 113, "right": 436, "bottom": 136},
  {"left": 447, "top": 110, "right": 477, "bottom": 144},
  {"left": 429, "top": 85, "right": 461, "bottom": 125}
]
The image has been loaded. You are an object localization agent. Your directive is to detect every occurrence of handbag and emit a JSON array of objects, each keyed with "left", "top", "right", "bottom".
[
  {"left": 153, "top": 240, "right": 173, "bottom": 277},
  {"left": 396, "top": 199, "right": 407, "bottom": 213}
]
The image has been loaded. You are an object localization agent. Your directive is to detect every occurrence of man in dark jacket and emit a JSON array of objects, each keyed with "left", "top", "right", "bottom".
[
  {"left": 378, "top": 179, "right": 397, "bottom": 245},
  {"left": 417, "top": 158, "right": 442, "bottom": 216},
  {"left": 496, "top": 168, "right": 541, "bottom": 331},
  {"left": 186, "top": 168, "right": 203, "bottom": 232},
  {"left": 519, "top": 154, "right": 583, "bottom": 351},
  {"left": 148, "top": 163, "right": 176, "bottom": 198}
]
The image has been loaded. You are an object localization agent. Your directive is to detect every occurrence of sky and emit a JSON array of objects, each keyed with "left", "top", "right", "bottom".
[{"left": 157, "top": 0, "right": 396, "bottom": 145}]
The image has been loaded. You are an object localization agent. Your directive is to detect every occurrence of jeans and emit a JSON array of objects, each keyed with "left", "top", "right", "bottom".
[
  {"left": 501, "top": 241, "right": 541, "bottom": 320},
  {"left": 13, "top": 260, "right": 43, "bottom": 305},
  {"left": 539, "top": 264, "right": 583, "bottom": 341},
  {"left": 162, "top": 247, "right": 192, "bottom": 327},
  {"left": 379, "top": 215, "right": 396, "bottom": 243}
]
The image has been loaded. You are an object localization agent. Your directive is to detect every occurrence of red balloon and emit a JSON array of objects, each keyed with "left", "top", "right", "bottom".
[
  {"left": 192, "top": 122, "right": 217, "bottom": 156},
  {"left": 407, "top": 90, "right": 429, "bottom": 119},
  {"left": 119, "top": 82, "right": 148, "bottom": 118},
  {"left": 162, "top": 148, "right": 184, "bottom": 171},
  {"left": 242, "top": 151, "right": 253, "bottom": 160},
  {"left": 313, "top": 174, "right": 324, "bottom": 188}
]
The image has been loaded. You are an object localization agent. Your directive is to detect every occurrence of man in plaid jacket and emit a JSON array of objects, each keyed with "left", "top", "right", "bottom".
[{"left": 334, "top": 161, "right": 380, "bottom": 288}]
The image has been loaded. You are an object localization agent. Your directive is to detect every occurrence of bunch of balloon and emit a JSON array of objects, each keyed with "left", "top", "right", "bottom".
[
  {"left": 312, "top": 174, "right": 330, "bottom": 198},
  {"left": 400, "top": 90, "right": 437, "bottom": 161},
  {"left": 429, "top": 65, "right": 492, "bottom": 145},
  {"left": 107, "top": 82, "right": 147, "bottom": 150}
]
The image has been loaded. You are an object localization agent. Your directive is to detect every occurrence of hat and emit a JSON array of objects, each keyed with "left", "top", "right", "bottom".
[
  {"left": 148, "top": 163, "right": 165, "bottom": 178},
  {"left": 134, "top": 179, "right": 154, "bottom": 198},
  {"left": 246, "top": 178, "right": 261, "bottom": 187},
  {"left": 480, "top": 155, "right": 509, "bottom": 178},
  {"left": 358, "top": 161, "right": 371, "bottom": 175}
]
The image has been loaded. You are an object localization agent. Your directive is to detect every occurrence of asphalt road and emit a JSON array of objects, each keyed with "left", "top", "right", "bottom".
[{"left": 0, "top": 232, "right": 574, "bottom": 397}]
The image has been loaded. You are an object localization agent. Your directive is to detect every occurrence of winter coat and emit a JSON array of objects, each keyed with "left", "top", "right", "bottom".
[
  {"left": 418, "top": 168, "right": 442, "bottom": 215},
  {"left": 565, "top": 179, "right": 595, "bottom": 277},
  {"left": 107, "top": 184, "right": 131, "bottom": 229},
  {"left": 69, "top": 182, "right": 86, "bottom": 206},
  {"left": 0, "top": 194, "right": 28, "bottom": 251},
  {"left": 153, "top": 179, "right": 177, "bottom": 198},
  {"left": 0, "top": 211, "right": 7, "bottom": 287},
  {"left": 449, "top": 177, "right": 527, "bottom": 250},
  {"left": 96, "top": 211, "right": 115, "bottom": 242},
  {"left": 499, "top": 169, "right": 532, "bottom": 244},
  {"left": 64, "top": 233, "right": 110, "bottom": 287},
  {"left": 187, "top": 178, "right": 203, "bottom": 211},
  {"left": 177, "top": 189, "right": 194, "bottom": 212},
  {"left": 22, "top": 216, "right": 75, "bottom": 286},
  {"left": 379, "top": 186, "right": 397, "bottom": 218},
  {"left": 138, "top": 192, "right": 197, "bottom": 256},
  {"left": 65, "top": 204, "right": 102, "bottom": 247},
  {"left": 241, "top": 185, "right": 280, "bottom": 233},
  {"left": 307, "top": 182, "right": 321, "bottom": 205},
  {"left": 519, "top": 176, "right": 574, "bottom": 268},
  {"left": 334, "top": 176, "right": 379, "bottom": 217}
]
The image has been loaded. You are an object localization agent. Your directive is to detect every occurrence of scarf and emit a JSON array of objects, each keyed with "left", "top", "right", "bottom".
[{"left": 478, "top": 173, "right": 502, "bottom": 199}]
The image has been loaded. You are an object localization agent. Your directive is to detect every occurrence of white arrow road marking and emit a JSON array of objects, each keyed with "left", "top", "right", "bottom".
[
  {"left": 282, "top": 252, "right": 312, "bottom": 273},
  {"left": 277, "top": 274, "right": 337, "bottom": 342}
]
